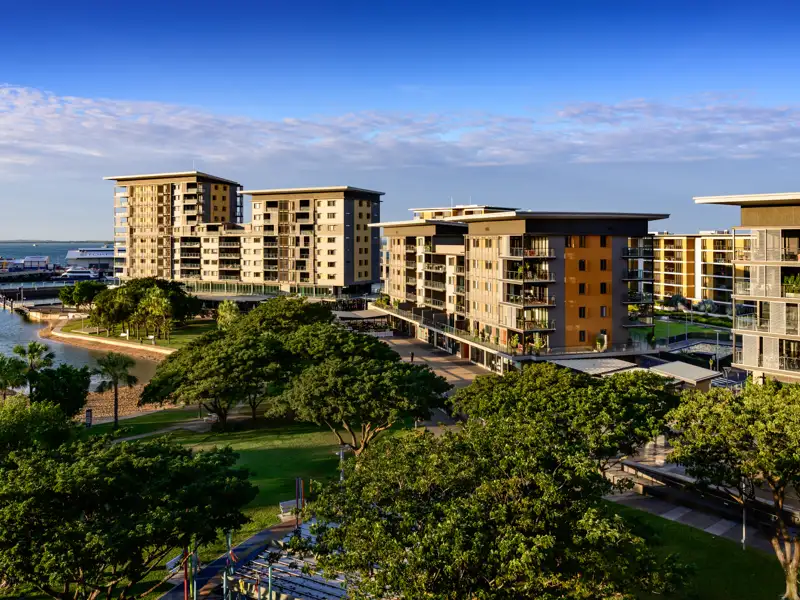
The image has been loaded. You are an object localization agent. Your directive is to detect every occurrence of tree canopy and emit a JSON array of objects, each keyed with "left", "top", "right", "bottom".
[
  {"left": 232, "top": 296, "right": 333, "bottom": 335},
  {"left": 0, "top": 398, "right": 75, "bottom": 467},
  {"left": 13, "top": 341, "right": 55, "bottom": 397},
  {"left": 95, "top": 353, "right": 138, "bottom": 429},
  {"left": 30, "top": 363, "right": 91, "bottom": 418},
  {"left": 0, "top": 436, "right": 257, "bottom": 600},
  {"left": 451, "top": 363, "right": 678, "bottom": 470},
  {"left": 307, "top": 419, "right": 684, "bottom": 599},
  {"left": 216, "top": 300, "right": 241, "bottom": 331},
  {"left": 283, "top": 355, "right": 450, "bottom": 454},
  {"left": 669, "top": 380, "right": 800, "bottom": 599},
  {"left": 0, "top": 354, "right": 26, "bottom": 401}
]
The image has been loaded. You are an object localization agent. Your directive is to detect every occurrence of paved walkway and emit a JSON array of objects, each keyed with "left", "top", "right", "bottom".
[
  {"left": 384, "top": 337, "right": 488, "bottom": 389},
  {"left": 608, "top": 491, "right": 773, "bottom": 553}
]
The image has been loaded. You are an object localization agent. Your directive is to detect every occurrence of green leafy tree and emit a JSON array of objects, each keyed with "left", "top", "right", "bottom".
[
  {"left": 30, "top": 364, "right": 91, "bottom": 418},
  {"left": 233, "top": 296, "right": 333, "bottom": 335},
  {"left": 0, "top": 397, "right": 75, "bottom": 467},
  {"left": 285, "top": 322, "right": 399, "bottom": 363},
  {"left": 58, "top": 284, "right": 76, "bottom": 307},
  {"left": 94, "top": 353, "right": 138, "bottom": 429},
  {"left": 72, "top": 280, "right": 108, "bottom": 312},
  {"left": 216, "top": 300, "right": 241, "bottom": 331},
  {"left": 0, "top": 437, "right": 256, "bottom": 600},
  {"left": 120, "top": 277, "right": 200, "bottom": 325},
  {"left": 12, "top": 341, "right": 55, "bottom": 397},
  {"left": 137, "top": 286, "right": 173, "bottom": 340},
  {"left": 0, "top": 355, "right": 26, "bottom": 401},
  {"left": 451, "top": 363, "right": 677, "bottom": 471},
  {"left": 669, "top": 380, "right": 800, "bottom": 599},
  {"left": 306, "top": 419, "right": 684, "bottom": 599},
  {"left": 283, "top": 357, "right": 450, "bottom": 455}
]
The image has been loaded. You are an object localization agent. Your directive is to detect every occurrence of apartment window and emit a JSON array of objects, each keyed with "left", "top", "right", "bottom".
[
  {"left": 327, "top": 274, "right": 335, "bottom": 279},
  {"left": 579, "top": 235, "right": 587, "bottom": 248},
  {"left": 578, "top": 283, "right": 586, "bottom": 295},
  {"left": 600, "top": 259, "right": 607, "bottom": 271},
  {"left": 327, "top": 225, "right": 336, "bottom": 231},
  {"left": 600, "top": 306, "right": 608, "bottom": 318},
  {"left": 579, "top": 330, "right": 586, "bottom": 343},
  {"left": 472, "top": 259, "right": 478, "bottom": 269},
  {"left": 485, "top": 261, "right": 493, "bottom": 270},
  {"left": 486, "top": 239, "right": 493, "bottom": 248},
  {"left": 565, "top": 236, "right": 573, "bottom": 248},
  {"left": 328, "top": 261, "right": 336, "bottom": 267},
  {"left": 327, "top": 237, "right": 335, "bottom": 243},
  {"left": 600, "top": 235, "right": 607, "bottom": 247},
  {"left": 472, "top": 239, "right": 479, "bottom": 248},
  {"left": 578, "top": 260, "right": 586, "bottom": 271},
  {"left": 473, "top": 280, "right": 479, "bottom": 289},
  {"left": 600, "top": 282, "right": 608, "bottom": 294},
  {"left": 485, "top": 282, "right": 491, "bottom": 291},
  {"left": 254, "top": 203, "right": 261, "bottom": 209},
  {"left": 327, "top": 200, "right": 336, "bottom": 206},
  {"left": 579, "top": 307, "right": 586, "bottom": 318},
  {"left": 327, "top": 213, "right": 336, "bottom": 219},
  {"left": 327, "top": 249, "right": 336, "bottom": 255}
]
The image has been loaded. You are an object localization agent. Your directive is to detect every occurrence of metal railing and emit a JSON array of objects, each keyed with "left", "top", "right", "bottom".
[
  {"left": 623, "top": 270, "right": 654, "bottom": 280},
  {"left": 622, "top": 247, "right": 654, "bottom": 258},
  {"left": 455, "top": 285, "right": 466, "bottom": 293},
  {"left": 504, "top": 248, "right": 556, "bottom": 258},
  {"left": 735, "top": 281, "right": 800, "bottom": 299},
  {"left": 504, "top": 294, "right": 556, "bottom": 307},
  {"left": 405, "top": 292, "right": 417, "bottom": 301},
  {"left": 405, "top": 245, "right": 416, "bottom": 253},
  {"left": 423, "top": 297, "right": 445, "bottom": 308},
  {"left": 405, "top": 261, "right": 418, "bottom": 269},
  {"left": 735, "top": 315, "right": 771, "bottom": 332},
  {"left": 515, "top": 319, "right": 557, "bottom": 331},
  {"left": 424, "top": 280, "right": 446, "bottom": 291},
  {"left": 455, "top": 266, "right": 465, "bottom": 274},
  {"left": 405, "top": 277, "right": 417, "bottom": 285},
  {"left": 219, "top": 242, "right": 241, "bottom": 248},
  {"left": 503, "top": 271, "right": 556, "bottom": 282},
  {"left": 423, "top": 263, "right": 447, "bottom": 273},
  {"left": 180, "top": 252, "right": 201, "bottom": 258},
  {"left": 735, "top": 249, "right": 800, "bottom": 262},
  {"left": 622, "top": 292, "right": 654, "bottom": 303}
]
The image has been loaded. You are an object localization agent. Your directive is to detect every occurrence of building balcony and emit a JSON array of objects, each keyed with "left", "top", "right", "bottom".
[
  {"left": 424, "top": 280, "right": 446, "bottom": 291},
  {"left": 219, "top": 263, "right": 241, "bottom": 270},
  {"left": 405, "top": 277, "right": 417, "bottom": 284},
  {"left": 405, "top": 245, "right": 417, "bottom": 253},
  {"left": 735, "top": 315, "right": 771, "bottom": 332},
  {"left": 180, "top": 252, "right": 201, "bottom": 258},
  {"left": 220, "top": 242, "right": 241, "bottom": 248},
  {"left": 735, "top": 281, "right": 800, "bottom": 299},
  {"left": 455, "top": 265, "right": 465, "bottom": 274},
  {"left": 502, "top": 271, "right": 556, "bottom": 283},
  {"left": 621, "top": 291, "right": 654, "bottom": 304},
  {"left": 219, "top": 276, "right": 241, "bottom": 281},
  {"left": 406, "top": 261, "right": 418, "bottom": 269},
  {"left": 455, "top": 285, "right": 466, "bottom": 294},
  {"left": 424, "top": 263, "right": 447, "bottom": 273},
  {"left": 514, "top": 319, "right": 557, "bottom": 331},
  {"left": 454, "top": 303, "right": 466, "bottom": 314},
  {"left": 179, "top": 241, "right": 200, "bottom": 247},
  {"left": 502, "top": 248, "right": 556, "bottom": 259},
  {"left": 264, "top": 241, "right": 279, "bottom": 247},
  {"left": 405, "top": 292, "right": 417, "bottom": 301},
  {"left": 622, "top": 247, "right": 654, "bottom": 259},
  {"left": 264, "top": 265, "right": 279, "bottom": 271},
  {"left": 504, "top": 294, "right": 556, "bottom": 307},
  {"left": 423, "top": 297, "right": 445, "bottom": 309},
  {"left": 622, "top": 315, "right": 654, "bottom": 327},
  {"left": 219, "top": 252, "right": 240, "bottom": 259},
  {"left": 735, "top": 249, "right": 800, "bottom": 262},
  {"left": 623, "top": 270, "right": 654, "bottom": 280}
]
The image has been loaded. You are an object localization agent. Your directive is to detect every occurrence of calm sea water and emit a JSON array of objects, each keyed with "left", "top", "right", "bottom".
[
  {"left": 0, "top": 241, "right": 112, "bottom": 266},
  {"left": 0, "top": 311, "right": 157, "bottom": 385}
]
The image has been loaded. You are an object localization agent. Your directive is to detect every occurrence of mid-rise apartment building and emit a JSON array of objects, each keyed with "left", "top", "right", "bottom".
[
  {"left": 697, "top": 192, "right": 800, "bottom": 383},
  {"left": 106, "top": 172, "right": 382, "bottom": 297},
  {"left": 373, "top": 206, "right": 666, "bottom": 372},
  {"left": 652, "top": 231, "right": 751, "bottom": 309}
]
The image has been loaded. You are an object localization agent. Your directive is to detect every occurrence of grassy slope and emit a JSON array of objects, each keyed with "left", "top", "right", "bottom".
[
  {"left": 85, "top": 406, "right": 199, "bottom": 437},
  {"left": 612, "top": 503, "right": 783, "bottom": 600},
  {"left": 60, "top": 319, "right": 216, "bottom": 350}
]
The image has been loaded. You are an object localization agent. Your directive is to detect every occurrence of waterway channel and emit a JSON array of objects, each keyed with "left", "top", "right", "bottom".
[{"left": 0, "top": 310, "right": 158, "bottom": 384}]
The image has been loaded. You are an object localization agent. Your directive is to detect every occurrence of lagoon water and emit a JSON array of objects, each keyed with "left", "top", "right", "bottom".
[{"left": 0, "top": 310, "right": 157, "bottom": 384}]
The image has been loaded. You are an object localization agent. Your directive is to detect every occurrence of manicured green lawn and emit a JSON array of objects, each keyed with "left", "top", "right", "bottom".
[
  {"left": 61, "top": 318, "right": 216, "bottom": 350},
  {"left": 612, "top": 503, "right": 783, "bottom": 600},
  {"left": 85, "top": 406, "right": 200, "bottom": 437}
]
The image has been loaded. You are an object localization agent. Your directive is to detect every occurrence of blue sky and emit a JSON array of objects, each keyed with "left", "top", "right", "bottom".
[{"left": 2, "top": 0, "right": 800, "bottom": 238}]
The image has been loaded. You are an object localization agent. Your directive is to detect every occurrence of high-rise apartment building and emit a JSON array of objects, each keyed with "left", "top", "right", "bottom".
[
  {"left": 107, "top": 172, "right": 382, "bottom": 297},
  {"left": 372, "top": 206, "right": 666, "bottom": 372},
  {"left": 652, "top": 231, "right": 751, "bottom": 310},
  {"left": 696, "top": 192, "right": 800, "bottom": 382},
  {"left": 107, "top": 171, "right": 242, "bottom": 279}
]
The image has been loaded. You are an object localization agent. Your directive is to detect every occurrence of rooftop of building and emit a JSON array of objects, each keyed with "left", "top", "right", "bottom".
[
  {"left": 66, "top": 248, "right": 115, "bottom": 258},
  {"left": 369, "top": 219, "right": 468, "bottom": 229},
  {"left": 103, "top": 171, "right": 241, "bottom": 185},
  {"left": 440, "top": 210, "right": 670, "bottom": 222},
  {"left": 241, "top": 186, "right": 384, "bottom": 196},
  {"left": 409, "top": 204, "right": 516, "bottom": 212},
  {"left": 694, "top": 192, "right": 800, "bottom": 206}
]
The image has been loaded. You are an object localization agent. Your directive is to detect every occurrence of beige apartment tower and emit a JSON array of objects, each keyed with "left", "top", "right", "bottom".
[
  {"left": 697, "top": 193, "right": 800, "bottom": 383},
  {"left": 107, "top": 172, "right": 382, "bottom": 296},
  {"left": 374, "top": 206, "right": 666, "bottom": 373}
]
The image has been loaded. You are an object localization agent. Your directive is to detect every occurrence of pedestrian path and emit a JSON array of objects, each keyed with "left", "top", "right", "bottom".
[{"left": 608, "top": 491, "right": 773, "bottom": 553}]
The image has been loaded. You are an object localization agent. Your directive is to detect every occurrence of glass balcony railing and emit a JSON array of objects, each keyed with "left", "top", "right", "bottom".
[
  {"left": 504, "top": 294, "right": 556, "bottom": 307},
  {"left": 423, "top": 263, "right": 447, "bottom": 273},
  {"left": 622, "top": 247, "right": 654, "bottom": 258},
  {"left": 735, "top": 281, "right": 800, "bottom": 298},
  {"left": 424, "top": 280, "right": 446, "bottom": 291},
  {"left": 503, "top": 271, "right": 556, "bottom": 282},
  {"left": 504, "top": 248, "right": 556, "bottom": 258},
  {"left": 622, "top": 291, "right": 654, "bottom": 303},
  {"left": 735, "top": 315, "right": 771, "bottom": 332},
  {"left": 623, "top": 270, "right": 654, "bottom": 280}
]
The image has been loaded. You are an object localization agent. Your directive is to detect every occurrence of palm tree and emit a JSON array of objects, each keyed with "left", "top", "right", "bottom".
[
  {"left": 0, "top": 355, "right": 26, "bottom": 401},
  {"left": 94, "top": 353, "right": 138, "bottom": 429},
  {"left": 13, "top": 341, "right": 55, "bottom": 397}
]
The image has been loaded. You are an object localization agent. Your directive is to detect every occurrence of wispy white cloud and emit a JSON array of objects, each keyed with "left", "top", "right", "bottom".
[{"left": 2, "top": 85, "right": 800, "bottom": 179}]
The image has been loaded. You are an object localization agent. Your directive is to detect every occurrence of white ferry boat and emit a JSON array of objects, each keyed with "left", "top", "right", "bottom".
[{"left": 57, "top": 267, "right": 101, "bottom": 281}]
